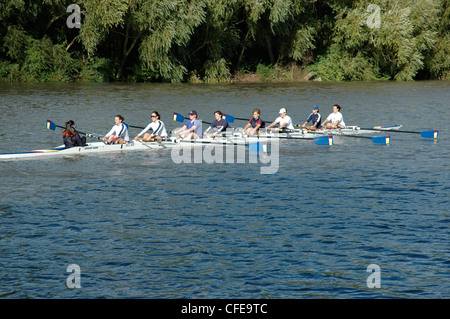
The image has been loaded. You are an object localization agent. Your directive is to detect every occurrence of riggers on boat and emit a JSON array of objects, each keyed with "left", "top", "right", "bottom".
[{"left": 0, "top": 123, "right": 438, "bottom": 160}]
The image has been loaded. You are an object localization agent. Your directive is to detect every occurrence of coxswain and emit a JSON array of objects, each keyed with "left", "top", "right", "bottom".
[{"left": 62, "top": 120, "right": 87, "bottom": 148}]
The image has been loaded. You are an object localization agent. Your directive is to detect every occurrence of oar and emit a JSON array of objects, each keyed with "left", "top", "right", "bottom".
[
  {"left": 128, "top": 124, "right": 146, "bottom": 130},
  {"left": 172, "top": 112, "right": 212, "bottom": 125},
  {"left": 313, "top": 134, "right": 390, "bottom": 145},
  {"left": 314, "top": 135, "right": 334, "bottom": 145},
  {"left": 266, "top": 127, "right": 298, "bottom": 133},
  {"left": 222, "top": 114, "right": 251, "bottom": 123},
  {"left": 342, "top": 134, "right": 391, "bottom": 144},
  {"left": 46, "top": 120, "right": 103, "bottom": 140},
  {"left": 361, "top": 126, "right": 438, "bottom": 139},
  {"left": 248, "top": 141, "right": 268, "bottom": 153}
]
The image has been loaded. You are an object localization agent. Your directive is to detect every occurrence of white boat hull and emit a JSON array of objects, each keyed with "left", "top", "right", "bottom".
[
  {"left": 0, "top": 125, "right": 402, "bottom": 160},
  {"left": 0, "top": 138, "right": 249, "bottom": 160}
]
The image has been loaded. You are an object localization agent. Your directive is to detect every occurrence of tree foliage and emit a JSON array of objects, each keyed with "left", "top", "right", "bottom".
[{"left": 0, "top": 0, "right": 448, "bottom": 82}]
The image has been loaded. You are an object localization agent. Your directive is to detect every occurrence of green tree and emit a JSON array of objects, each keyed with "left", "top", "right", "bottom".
[
  {"left": 0, "top": 0, "right": 448, "bottom": 82},
  {"left": 310, "top": 0, "right": 444, "bottom": 81}
]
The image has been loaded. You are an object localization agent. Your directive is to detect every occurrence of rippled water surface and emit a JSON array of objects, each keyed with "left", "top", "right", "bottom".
[{"left": 0, "top": 81, "right": 449, "bottom": 298}]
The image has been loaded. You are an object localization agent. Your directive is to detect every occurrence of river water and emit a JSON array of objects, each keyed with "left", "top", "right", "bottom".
[{"left": 0, "top": 81, "right": 448, "bottom": 299}]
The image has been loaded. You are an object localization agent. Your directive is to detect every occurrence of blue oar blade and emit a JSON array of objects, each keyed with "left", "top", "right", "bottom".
[
  {"left": 371, "top": 136, "right": 390, "bottom": 144},
  {"left": 420, "top": 130, "right": 438, "bottom": 139},
  {"left": 314, "top": 135, "right": 333, "bottom": 145},
  {"left": 248, "top": 142, "right": 267, "bottom": 153},
  {"left": 173, "top": 112, "right": 185, "bottom": 123},
  {"left": 46, "top": 120, "right": 56, "bottom": 131},
  {"left": 223, "top": 114, "right": 235, "bottom": 123}
]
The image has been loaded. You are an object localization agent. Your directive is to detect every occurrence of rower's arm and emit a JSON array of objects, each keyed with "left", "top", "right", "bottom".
[{"left": 267, "top": 120, "right": 277, "bottom": 128}]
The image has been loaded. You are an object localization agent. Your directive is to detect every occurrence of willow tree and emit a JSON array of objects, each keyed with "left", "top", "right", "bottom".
[
  {"left": 235, "top": 0, "right": 317, "bottom": 68},
  {"left": 0, "top": 0, "right": 79, "bottom": 82},
  {"left": 425, "top": 0, "right": 450, "bottom": 80},
  {"left": 309, "top": 0, "right": 445, "bottom": 81},
  {"left": 79, "top": 0, "right": 206, "bottom": 82}
]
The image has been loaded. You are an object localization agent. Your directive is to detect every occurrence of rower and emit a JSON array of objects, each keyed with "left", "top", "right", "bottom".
[
  {"left": 321, "top": 104, "right": 345, "bottom": 129},
  {"left": 205, "top": 110, "right": 231, "bottom": 137},
  {"left": 173, "top": 110, "right": 203, "bottom": 140},
  {"left": 301, "top": 105, "right": 322, "bottom": 130},
  {"left": 267, "top": 107, "right": 294, "bottom": 131},
  {"left": 102, "top": 114, "right": 130, "bottom": 144},
  {"left": 62, "top": 120, "right": 87, "bottom": 148},
  {"left": 134, "top": 111, "right": 168, "bottom": 142},
  {"left": 243, "top": 108, "right": 265, "bottom": 135}
]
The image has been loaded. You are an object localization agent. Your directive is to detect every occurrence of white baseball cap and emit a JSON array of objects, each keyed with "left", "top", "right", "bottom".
[{"left": 279, "top": 108, "right": 287, "bottom": 113}]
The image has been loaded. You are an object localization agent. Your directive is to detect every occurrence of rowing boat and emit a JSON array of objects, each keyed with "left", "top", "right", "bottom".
[
  {"left": 0, "top": 136, "right": 252, "bottom": 160},
  {"left": 0, "top": 123, "right": 434, "bottom": 160},
  {"left": 237, "top": 125, "right": 403, "bottom": 140}
]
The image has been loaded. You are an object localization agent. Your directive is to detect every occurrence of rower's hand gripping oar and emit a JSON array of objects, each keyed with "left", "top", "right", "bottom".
[
  {"left": 361, "top": 126, "right": 438, "bottom": 139},
  {"left": 46, "top": 120, "right": 104, "bottom": 141}
]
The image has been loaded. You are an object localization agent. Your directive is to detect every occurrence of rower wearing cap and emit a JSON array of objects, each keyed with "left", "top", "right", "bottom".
[
  {"left": 174, "top": 110, "right": 203, "bottom": 139},
  {"left": 267, "top": 107, "right": 294, "bottom": 131},
  {"left": 243, "top": 108, "right": 265, "bottom": 135},
  {"left": 321, "top": 104, "right": 345, "bottom": 129},
  {"left": 301, "top": 105, "right": 322, "bottom": 130}
]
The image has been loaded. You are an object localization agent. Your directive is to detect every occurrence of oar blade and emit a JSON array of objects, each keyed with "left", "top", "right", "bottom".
[
  {"left": 371, "top": 136, "right": 390, "bottom": 144},
  {"left": 173, "top": 112, "right": 185, "bottom": 123},
  {"left": 248, "top": 141, "right": 267, "bottom": 153},
  {"left": 223, "top": 114, "right": 235, "bottom": 123},
  {"left": 420, "top": 130, "right": 438, "bottom": 139},
  {"left": 314, "top": 135, "right": 333, "bottom": 146},
  {"left": 46, "top": 120, "right": 56, "bottom": 131}
]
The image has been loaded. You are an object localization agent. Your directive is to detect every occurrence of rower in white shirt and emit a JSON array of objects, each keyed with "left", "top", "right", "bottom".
[
  {"left": 102, "top": 114, "right": 130, "bottom": 144},
  {"left": 321, "top": 104, "right": 346, "bottom": 129},
  {"left": 134, "top": 111, "right": 168, "bottom": 142},
  {"left": 267, "top": 107, "right": 294, "bottom": 131}
]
